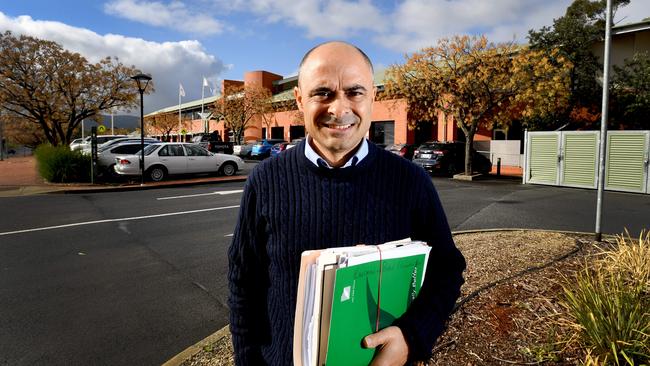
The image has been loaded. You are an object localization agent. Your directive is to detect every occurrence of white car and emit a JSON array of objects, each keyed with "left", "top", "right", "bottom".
[
  {"left": 113, "top": 142, "right": 245, "bottom": 182},
  {"left": 98, "top": 137, "right": 159, "bottom": 153},
  {"left": 96, "top": 141, "right": 157, "bottom": 178},
  {"left": 70, "top": 137, "right": 90, "bottom": 151},
  {"left": 80, "top": 135, "right": 128, "bottom": 154}
]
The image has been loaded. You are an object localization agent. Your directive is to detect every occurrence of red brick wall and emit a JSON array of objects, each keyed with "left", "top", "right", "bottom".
[{"left": 244, "top": 71, "right": 283, "bottom": 91}]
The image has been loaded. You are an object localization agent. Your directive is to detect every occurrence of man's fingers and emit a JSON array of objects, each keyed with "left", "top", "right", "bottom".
[
  {"left": 362, "top": 327, "right": 391, "bottom": 348},
  {"left": 364, "top": 327, "right": 409, "bottom": 366}
]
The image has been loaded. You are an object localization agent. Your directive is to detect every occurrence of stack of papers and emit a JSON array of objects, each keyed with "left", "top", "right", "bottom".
[{"left": 293, "top": 238, "right": 431, "bottom": 366}]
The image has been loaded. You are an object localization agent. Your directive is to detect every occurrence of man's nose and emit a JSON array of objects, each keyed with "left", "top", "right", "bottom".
[{"left": 327, "top": 93, "right": 352, "bottom": 118}]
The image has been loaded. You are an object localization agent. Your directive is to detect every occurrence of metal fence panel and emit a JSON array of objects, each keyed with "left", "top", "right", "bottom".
[
  {"left": 525, "top": 130, "right": 649, "bottom": 194},
  {"left": 527, "top": 132, "right": 559, "bottom": 185},
  {"left": 561, "top": 132, "right": 599, "bottom": 189},
  {"left": 605, "top": 131, "right": 648, "bottom": 193}
]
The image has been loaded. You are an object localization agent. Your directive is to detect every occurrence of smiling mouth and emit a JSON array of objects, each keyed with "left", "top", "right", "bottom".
[{"left": 325, "top": 123, "right": 354, "bottom": 130}]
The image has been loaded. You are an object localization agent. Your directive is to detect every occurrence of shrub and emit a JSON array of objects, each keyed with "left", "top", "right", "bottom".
[
  {"left": 561, "top": 231, "right": 650, "bottom": 365},
  {"left": 34, "top": 144, "right": 91, "bottom": 183}
]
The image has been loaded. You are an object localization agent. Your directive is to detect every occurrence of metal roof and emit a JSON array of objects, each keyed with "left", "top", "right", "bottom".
[
  {"left": 612, "top": 19, "right": 650, "bottom": 35},
  {"left": 146, "top": 95, "right": 219, "bottom": 117}
]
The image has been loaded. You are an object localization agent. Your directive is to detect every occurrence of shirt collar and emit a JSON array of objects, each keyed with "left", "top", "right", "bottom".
[{"left": 304, "top": 136, "right": 368, "bottom": 169}]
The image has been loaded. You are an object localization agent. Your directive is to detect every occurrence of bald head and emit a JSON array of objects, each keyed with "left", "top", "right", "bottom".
[{"left": 297, "top": 41, "right": 374, "bottom": 86}]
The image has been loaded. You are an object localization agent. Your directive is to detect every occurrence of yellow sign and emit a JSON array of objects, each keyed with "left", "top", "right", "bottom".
[
  {"left": 181, "top": 129, "right": 187, "bottom": 135},
  {"left": 97, "top": 125, "right": 106, "bottom": 133}
]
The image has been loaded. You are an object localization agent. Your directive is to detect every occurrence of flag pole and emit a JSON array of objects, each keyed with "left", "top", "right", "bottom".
[
  {"left": 201, "top": 77, "right": 206, "bottom": 133},
  {"left": 178, "top": 86, "right": 182, "bottom": 142}
]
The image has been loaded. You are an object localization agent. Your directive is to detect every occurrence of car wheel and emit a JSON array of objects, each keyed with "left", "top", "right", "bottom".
[
  {"left": 220, "top": 162, "right": 237, "bottom": 176},
  {"left": 147, "top": 166, "right": 167, "bottom": 182},
  {"left": 106, "top": 164, "right": 120, "bottom": 180}
]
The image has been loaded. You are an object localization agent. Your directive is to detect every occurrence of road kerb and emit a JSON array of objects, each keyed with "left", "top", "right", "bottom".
[{"left": 162, "top": 325, "right": 231, "bottom": 366}]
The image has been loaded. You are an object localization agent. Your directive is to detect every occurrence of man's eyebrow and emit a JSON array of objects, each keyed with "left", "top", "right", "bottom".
[
  {"left": 308, "top": 86, "right": 333, "bottom": 96},
  {"left": 344, "top": 84, "right": 367, "bottom": 92}
]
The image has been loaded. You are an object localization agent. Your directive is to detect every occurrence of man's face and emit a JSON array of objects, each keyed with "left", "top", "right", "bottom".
[{"left": 294, "top": 44, "right": 375, "bottom": 163}]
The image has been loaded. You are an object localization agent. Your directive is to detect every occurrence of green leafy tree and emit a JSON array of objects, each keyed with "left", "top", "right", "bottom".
[
  {"left": 528, "top": 0, "right": 630, "bottom": 128},
  {"left": 385, "top": 35, "right": 571, "bottom": 175},
  {"left": 611, "top": 52, "right": 650, "bottom": 130},
  {"left": 0, "top": 31, "right": 150, "bottom": 146}
]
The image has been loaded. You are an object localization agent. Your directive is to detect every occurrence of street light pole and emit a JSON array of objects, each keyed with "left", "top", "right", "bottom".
[
  {"left": 131, "top": 73, "right": 152, "bottom": 186},
  {"left": 595, "top": 0, "right": 612, "bottom": 242}
]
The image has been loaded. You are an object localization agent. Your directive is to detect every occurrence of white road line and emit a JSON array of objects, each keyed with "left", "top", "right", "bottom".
[
  {"left": 0, "top": 205, "right": 240, "bottom": 237},
  {"left": 156, "top": 190, "right": 243, "bottom": 200},
  {"left": 224, "top": 233, "right": 234, "bottom": 237}
]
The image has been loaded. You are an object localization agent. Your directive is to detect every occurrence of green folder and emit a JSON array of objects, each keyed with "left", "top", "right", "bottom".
[{"left": 323, "top": 253, "right": 427, "bottom": 365}]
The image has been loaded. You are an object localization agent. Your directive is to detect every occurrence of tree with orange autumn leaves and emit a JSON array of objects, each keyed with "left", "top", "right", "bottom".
[
  {"left": 0, "top": 31, "right": 148, "bottom": 147},
  {"left": 213, "top": 84, "right": 273, "bottom": 145},
  {"left": 146, "top": 112, "right": 183, "bottom": 141},
  {"left": 384, "top": 35, "right": 572, "bottom": 175}
]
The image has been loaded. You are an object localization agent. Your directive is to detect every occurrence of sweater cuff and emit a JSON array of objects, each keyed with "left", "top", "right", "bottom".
[{"left": 392, "top": 316, "right": 437, "bottom": 362}]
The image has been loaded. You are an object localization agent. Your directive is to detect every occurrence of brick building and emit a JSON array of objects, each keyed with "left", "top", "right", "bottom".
[{"left": 145, "top": 69, "right": 493, "bottom": 146}]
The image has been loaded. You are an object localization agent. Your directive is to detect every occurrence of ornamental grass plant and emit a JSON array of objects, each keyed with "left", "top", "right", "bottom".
[
  {"left": 561, "top": 230, "right": 650, "bottom": 365},
  {"left": 34, "top": 144, "right": 91, "bottom": 183}
]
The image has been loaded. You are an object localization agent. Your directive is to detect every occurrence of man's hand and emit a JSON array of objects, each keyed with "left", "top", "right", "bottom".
[{"left": 362, "top": 326, "right": 409, "bottom": 366}]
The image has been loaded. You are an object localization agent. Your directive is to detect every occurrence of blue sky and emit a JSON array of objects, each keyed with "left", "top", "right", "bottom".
[{"left": 1, "top": 0, "right": 649, "bottom": 114}]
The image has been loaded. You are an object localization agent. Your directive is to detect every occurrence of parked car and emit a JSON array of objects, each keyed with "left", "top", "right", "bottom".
[
  {"left": 270, "top": 142, "right": 291, "bottom": 158},
  {"left": 385, "top": 143, "right": 416, "bottom": 160},
  {"left": 233, "top": 141, "right": 257, "bottom": 158},
  {"left": 286, "top": 138, "right": 305, "bottom": 149},
  {"left": 113, "top": 142, "right": 245, "bottom": 182},
  {"left": 80, "top": 135, "right": 128, "bottom": 154},
  {"left": 69, "top": 137, "right": 89, "bottom": 151},
  {"left": 98, "top": 137, "right": 159, "bottom": 153},
  {"left": 412, "top": 141, "right": 492, "bottom": 176},
  {"left": 96, "top": 141, "right": 157, "bottom": 178},
  {"left": 251, "top": 139, "right": 286, "bottom": 159},
  {"left": 191, "top": 132, "right": 234, "bottom": 154}
]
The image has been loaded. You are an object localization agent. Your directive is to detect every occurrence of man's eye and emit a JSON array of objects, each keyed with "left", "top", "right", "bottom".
[
  {"left": 347, "top": 90, "right": 363, "bottom": 97},
  {"left": 314, "top": 91, "right": 332, "bottom": 98}
]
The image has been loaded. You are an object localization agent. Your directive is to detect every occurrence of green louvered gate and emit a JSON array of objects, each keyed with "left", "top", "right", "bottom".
[
  {"left": 605, "top": 131, "right": 649, "bottom": 193},
  {"left": 525, "top": 132, "right": 560, "bottom": 185},
  {"left": 525, "top": 130, "right": 650, "bottom": 194},
  {"left": 560, "top": 131, "right": 599, "bottom": 189}
]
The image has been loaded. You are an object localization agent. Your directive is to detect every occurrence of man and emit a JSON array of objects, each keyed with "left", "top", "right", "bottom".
[{"left": 228, "top": 41, "right": 466, "bottom": 365}]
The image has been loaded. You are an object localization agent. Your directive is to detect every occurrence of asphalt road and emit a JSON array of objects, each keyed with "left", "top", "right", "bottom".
[{"left": 0, "top": 173, "right": 648, "bottom": 365}]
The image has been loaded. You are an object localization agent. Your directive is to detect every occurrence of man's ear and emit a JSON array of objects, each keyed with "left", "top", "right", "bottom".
[
  {"left": 372, "top": 86, "right": 377, "bottom": 101},
  {"left": 294, "top": 86, "right": 303, "bottom": 112}
]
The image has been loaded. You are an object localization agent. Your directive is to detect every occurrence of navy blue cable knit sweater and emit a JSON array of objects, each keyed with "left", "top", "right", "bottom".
[{"left": 228, "top": 139, "right": 466, "bottom": 365}]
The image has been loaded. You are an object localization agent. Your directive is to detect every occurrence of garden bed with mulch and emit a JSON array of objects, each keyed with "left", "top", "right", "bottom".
[{"left": 178, "top": 230, "right": 604, "bottom": 366}]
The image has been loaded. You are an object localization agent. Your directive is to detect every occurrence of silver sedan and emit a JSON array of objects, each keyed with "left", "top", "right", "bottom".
[{"left": 113, "top": 142, "right": 245, "bottom": 182}]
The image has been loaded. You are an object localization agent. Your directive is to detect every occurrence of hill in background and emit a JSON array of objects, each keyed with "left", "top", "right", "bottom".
[{"left": 83, "top": 114, "right": 140, "bottom": 132}]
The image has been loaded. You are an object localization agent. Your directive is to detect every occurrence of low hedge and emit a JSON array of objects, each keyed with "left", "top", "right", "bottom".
[{"left": 34, "top": 144, "right": 91, "bottom": 183}]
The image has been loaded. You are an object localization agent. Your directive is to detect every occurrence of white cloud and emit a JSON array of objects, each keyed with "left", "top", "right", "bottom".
[
  {"left": 0, "top": 11, "right": 225, "bottom": 113},
  {"left": 376, "top": 0, "right": 571, "bottom": 52},
  {"left": 229, "top": 0, "right": 649, "bottom": 54},
  {"left": 245, "top": 0, "right": 385, "bottom": 38},
  {"left": 104, "top": 0, "right": 225, "bottom": 36},
  {"left": 614, "top": 1, "right": 650, "bottom": 26}
]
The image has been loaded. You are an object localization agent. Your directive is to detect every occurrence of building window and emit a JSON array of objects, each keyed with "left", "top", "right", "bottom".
[
  {"left": 369, "top": 121, "right": 394, "bottom": 147},
  {"left": 290, "top": 126, "right": 305, "bottom": 141},
  {"left": 271, "top": 126, "right": 284, "bottom": 140}
]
